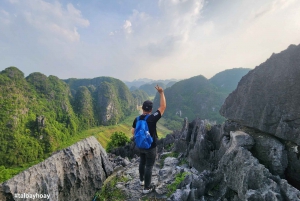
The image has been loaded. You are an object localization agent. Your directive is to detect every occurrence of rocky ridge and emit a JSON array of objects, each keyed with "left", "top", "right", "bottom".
[
  {"left": 220, "top": 43, "right": 300, "bottom": 189},
  {"left": 109, "top": 117, "right": 300, "bottom": 200},
  {"left": 0, "top": 136, "right": 113, "bottom": 201}
]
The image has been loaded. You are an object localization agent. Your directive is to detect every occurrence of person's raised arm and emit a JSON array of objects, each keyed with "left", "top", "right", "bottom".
[{"left": 155, "top": 85, "right": 166, "bottom": 115}]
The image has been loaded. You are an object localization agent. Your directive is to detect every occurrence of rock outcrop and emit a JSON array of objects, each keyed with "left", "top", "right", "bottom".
[
  {"left": 220, "top": 43, "right": 300, "bottom": 189},
  {"left": 109, "top": 116, "right": 300, "bottom": 200},
  {"left": 0, "top": 136, "right": 113, "bottom": 201},
  {"left": 168, "top": 121, "right": 300, "bottom": 201},
  {"left": 220, "top": 44, "right": 300, "bottom": 145}
]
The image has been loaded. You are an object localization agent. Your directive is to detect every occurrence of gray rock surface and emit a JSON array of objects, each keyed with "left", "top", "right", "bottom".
[
  {"left": 110, "top": 115, "right": 300, "bottom": 200},
  {"left": 220, "top": 44, "right": 300, "bottom": 145},
  {"left": 0, "top": 136, "right": 113, "bottom": 201},
  {"left": 250, "top": 132, "right": 288, "bottom": 177},
  {"left": 172, "top": 131, "right": 300, "bottom": 201},
  {"left": 285, "top": 142, "right": 300, "bottom": 189}
]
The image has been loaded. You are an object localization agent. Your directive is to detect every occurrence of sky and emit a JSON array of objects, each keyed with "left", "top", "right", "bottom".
[{"left": 0, "top": 0, "right": 300, "bottom": 81}]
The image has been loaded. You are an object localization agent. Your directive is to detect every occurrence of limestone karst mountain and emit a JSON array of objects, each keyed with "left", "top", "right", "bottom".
[
  {"left": 0, "top": 68, "right": 135, "bottom": 180},
  {"left": 64, "top": 77, "right": 135, "bottom": 125},
  {"left": 0, "top": 67, "right": 78, "bottom": 169},
  {"left": 209, "top": 67, "right": 251, "bottom": 93},
  {"left": 220, "top": 43, "right": 300, "bottom": 190},
  {"left": 152, "top": 68, "right": 250, "bottom": 130}
]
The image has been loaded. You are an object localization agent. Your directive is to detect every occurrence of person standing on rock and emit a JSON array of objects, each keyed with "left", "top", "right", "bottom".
[{"left": 131, "top": 85, "right": 166, "bottom": 194}]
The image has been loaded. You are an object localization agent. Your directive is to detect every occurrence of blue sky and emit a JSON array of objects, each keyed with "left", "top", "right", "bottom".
[{"left": 1, "top": 0, "right": 300, "bottom": 81}]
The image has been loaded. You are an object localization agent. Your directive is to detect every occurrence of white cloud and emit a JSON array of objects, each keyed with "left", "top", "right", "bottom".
[
  {"left": 0, "top": 9, "right": 10, "bottom": 24},
  {"left": 10, "top": 0, "right": 89, "bottom": 42},
  {"left": 123, "top": 20, "right": 132, "bottom": 34},
  {"left": 1, "top": 0, "right": 300, "bottom": 81},
  {"left": 108, "top": 0, "right": 300, "bottom": 80}
]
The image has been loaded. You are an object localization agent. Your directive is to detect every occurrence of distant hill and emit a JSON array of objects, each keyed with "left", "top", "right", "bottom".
[
  {"left": 166, "top": 81, "right": 177, "bottom": 88},
  {"left": 124, "top": 78, "right": 179, "bottom": 89},
  {"left": 139, "top": 82, "right": 166, "bottom": 96},
  {"left": 153, "top": 68, "right": 250, "bottom": 130},
  {"left": 131, "top": 89, "right": 150, "bottom": 106},
  {"left": 209, "top": 68, "right": 251, "bottom": 93},
  {"left": 124, "top": 78, "right": 154, "bottom": 88}
]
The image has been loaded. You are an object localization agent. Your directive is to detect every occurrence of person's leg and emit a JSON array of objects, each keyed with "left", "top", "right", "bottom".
[
  {"left": 144, "top": 147, "right": 157, "bottom": 189},
  {"left": 139, "top": 151, "right": 146, "bottom": 182}
]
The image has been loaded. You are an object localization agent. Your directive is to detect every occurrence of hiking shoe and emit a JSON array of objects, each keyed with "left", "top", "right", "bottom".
[
  {"left": 142, "top": 185, "right": 155, "bottom": 194},
  {"left": 140, "top": 180, "right": 144, "bottom": 186}
]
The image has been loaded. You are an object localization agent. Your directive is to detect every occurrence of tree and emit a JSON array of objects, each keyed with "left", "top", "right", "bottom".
[{"left": 106, "top": 132, "right": 130, "bottom": 152}]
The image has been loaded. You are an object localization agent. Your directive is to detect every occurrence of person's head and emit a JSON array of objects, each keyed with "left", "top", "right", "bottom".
[{"left": 142, "top": 100, "right": 153, "bottom": 113}]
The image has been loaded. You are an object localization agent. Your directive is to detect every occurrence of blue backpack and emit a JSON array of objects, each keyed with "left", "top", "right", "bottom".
[{"left": 134, "top": 115, "right": 153, "bottom": 149}]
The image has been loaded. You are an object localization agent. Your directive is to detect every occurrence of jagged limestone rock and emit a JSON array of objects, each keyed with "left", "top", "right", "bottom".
[
  {"left": 0, "top": 136, "right": 113, "bottom": 201},
  {"left": 171, "top": 131, "right": 300, "bottom": 201},
  {"left": 220, "top": 44, "right": 300, "bottom": 145},
  {"left": 250, "top": 132, "right": 288, "bottom": 177},
  {"left": 285, "top": 142, "right": 300, "bottom": 189}
]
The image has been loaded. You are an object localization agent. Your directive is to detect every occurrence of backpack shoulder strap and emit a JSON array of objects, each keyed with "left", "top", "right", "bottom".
[{"left": 145, "top": 114, "right": 150, "bottom": 121}]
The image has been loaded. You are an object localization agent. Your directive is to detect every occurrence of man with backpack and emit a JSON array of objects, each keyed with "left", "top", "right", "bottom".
[{"left": 131, "top": 85, "right": 166, "bottom": 194}]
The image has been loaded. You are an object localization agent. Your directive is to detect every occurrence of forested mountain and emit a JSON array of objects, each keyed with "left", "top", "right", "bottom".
[
  {"left": 0, "top": 66, "right": 247, "bottom": 171},
  {"left": 131, "top": 89, "right": 150, "bottom": 106},
  {"left": 64, "top": 77, "right": 135, "bottom": 125},
  {"left": 166, "top": 81, "right": 177, "bottom": 88},
  {"left": 0, "top": 67, "right": 78, "bottom": 167},
  {"left": 209, "top": 68, "right": 251, "bottom": 93},
  {"left": 153, "top": 68, "right": 250, "bottom": 130},
  {"left": 0, "top": 67, "right": 135, "bottom": 169},
  {"left": 153, "top": 75, "right": 227, "bottom": 129}
]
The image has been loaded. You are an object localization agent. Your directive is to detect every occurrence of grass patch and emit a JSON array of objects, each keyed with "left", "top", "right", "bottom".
[
  {"left": 71, "top": 111, "right": 171, "bottom": 149},
  {"left": 167, "top": 171, "right": 189, "bottom": 197},
  {"left": 179, "top": 158, "right": 188, "bottom": 166},
  {"left": 95, "top": 175, "right": 130, "bottom": 201}
]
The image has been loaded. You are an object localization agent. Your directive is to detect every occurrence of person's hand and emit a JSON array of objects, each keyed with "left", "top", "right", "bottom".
[{"left": 155, "top": 84, "right": 164, "bottom": 93}]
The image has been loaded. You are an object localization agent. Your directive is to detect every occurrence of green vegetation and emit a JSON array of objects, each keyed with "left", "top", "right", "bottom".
[
  {"left": 131, "top": 89, "right": 150, "bottom": 105},
  {"left": 205, "top": 123, "right": 212, "bottom": 131},
  {"left": 153, "top": 75, "right": 226, "bottom": 129},
  {"left": 161, "top": 116, "right": 183, "bottom": 131},
  {"left": 0, "top": 67, "right": 78, "bottom": 168},
  {"left": 167, "top": 172, "right": 189, "bottom": 197},
  {"left": 96, "top": 175, "right": 130, "bottom": 201},
  {"left": 0, "top": 109, "right": 171, "bottom": 183},
  {"left": 153, "top": 69, "right": 250, "bottom": 130},
  {"left": 65, "top": 76, "right": 135, "bottom": 125},
  {"left": 209, "top": 68, "right": 251, "bottom": 93},
  {"left": 166, "top": 81, "right": 177, "bottom": 88},
  {"left": 106, "top": 132, "right": 130, "bottom": 152},
  {"left": 0, "top": 67, "right": 169, "bottom": 183}
]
